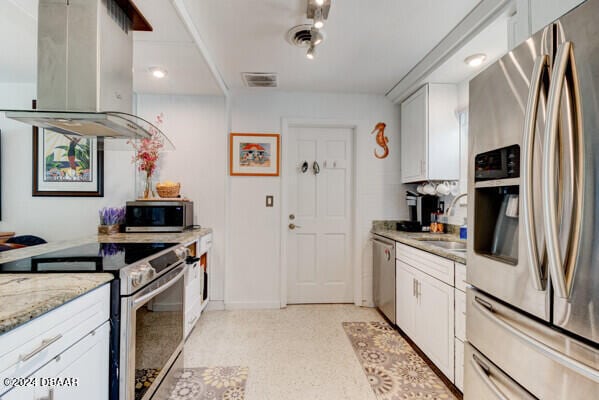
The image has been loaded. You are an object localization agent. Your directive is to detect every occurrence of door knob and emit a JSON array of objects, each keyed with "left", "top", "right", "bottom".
[{"left": 289, "top": 223, "right": 301, "bottom": 230}]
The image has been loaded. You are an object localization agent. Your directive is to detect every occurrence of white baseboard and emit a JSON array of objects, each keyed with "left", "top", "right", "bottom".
[
  {"left": 224, "top": 301, "right": 281, "bottom": 310},
  {"left": 206, "top": 300, "right": 225, "bottom": 311}
]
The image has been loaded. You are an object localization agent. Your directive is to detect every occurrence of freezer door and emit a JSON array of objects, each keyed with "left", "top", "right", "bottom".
[
  {"left": 464, "top": 343, "right": 537, "bottom": 400},
  {"left": 467, "top": 26, "right": 552, "bottom": 321},
  {"left": 466, "top": 288, "right": 599, "bottom": 400},
  {"left": 546, "top": 0, "right": 599, "bottom": 345}
]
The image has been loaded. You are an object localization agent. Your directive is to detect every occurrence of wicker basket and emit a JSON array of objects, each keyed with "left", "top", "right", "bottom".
[{"left": 156, "top": 182, "right": 181, "bottom": 198}]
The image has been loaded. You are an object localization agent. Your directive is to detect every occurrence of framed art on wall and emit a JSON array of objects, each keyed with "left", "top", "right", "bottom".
[
  {"left": 229, "top": 133, "right": 280, "bottom": 176},
  {"left": 32, "top": 126, "right": 104, "bottom": 197}
]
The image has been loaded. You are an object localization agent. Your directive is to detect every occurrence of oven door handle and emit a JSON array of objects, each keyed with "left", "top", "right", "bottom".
[{"left": 132, "top": 264, "right": 186, "bottom": 309}]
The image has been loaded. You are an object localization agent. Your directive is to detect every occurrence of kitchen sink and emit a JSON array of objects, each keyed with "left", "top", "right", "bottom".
[{"left": 419, "top": 240, "right": 467, "bottom": 252}]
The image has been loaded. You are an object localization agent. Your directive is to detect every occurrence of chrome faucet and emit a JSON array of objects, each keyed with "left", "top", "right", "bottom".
[{"left": 446, "top": 193, "right": 467, "bottom": 216}]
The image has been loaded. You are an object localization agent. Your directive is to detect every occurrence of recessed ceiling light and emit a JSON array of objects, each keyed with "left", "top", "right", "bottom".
[
  {"left": 315, "top": 0, "right": 325, "bottom": 5},
  {"left": 149, "top": 67, "right": 167, "bottom": 79},
  {"left": 464, "top": 53, "right": 487, "bottom": 67}
]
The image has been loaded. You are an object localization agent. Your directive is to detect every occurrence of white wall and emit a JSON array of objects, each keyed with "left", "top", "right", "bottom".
[
  {"left": 135, "top": 94, "right": 227, "bottom": 303},
  {"left": 0, "top": 83, "right": 135, "bottom": 240},
  {"left": 227, "top": 90, "right": 407, "bottom": 308}
]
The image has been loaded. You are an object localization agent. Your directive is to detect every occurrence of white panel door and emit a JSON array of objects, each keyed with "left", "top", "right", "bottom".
[{"left": 286, "top": 126, "right": 353, "bottom": 303}]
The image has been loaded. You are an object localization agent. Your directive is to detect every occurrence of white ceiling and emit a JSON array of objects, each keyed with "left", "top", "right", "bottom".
[
  {"left": 0, "top": 0, "right": 224, "bottom": 96},
  {"left": 0, "top": 1, "right": 37, "bottom": 83},
  {"left": 133, "top": 0, "right": 223, "bottom": 96},
  {"left": 183, "top": 0, "right": 480, "bottom": 94},
  {"left": 425, "top": 13, "right": 509, "bottom": 84}
]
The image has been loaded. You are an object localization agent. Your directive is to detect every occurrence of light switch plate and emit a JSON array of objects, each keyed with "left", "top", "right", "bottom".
[{"left": 266, "top": 195, "right": 274, "bottom": 207}]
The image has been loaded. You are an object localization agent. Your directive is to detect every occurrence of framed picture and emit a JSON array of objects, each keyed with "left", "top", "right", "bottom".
[
  {"left": 230, "top": 133, "right": 280, "bottom": 176},
  {"left": 32, "top": 126, "right": 104, "bottom": 196}
]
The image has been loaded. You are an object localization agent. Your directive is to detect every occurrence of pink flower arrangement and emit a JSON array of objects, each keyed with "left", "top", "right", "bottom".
[{"left": 129, "top": 113, "right": 165, "bottom": 177}]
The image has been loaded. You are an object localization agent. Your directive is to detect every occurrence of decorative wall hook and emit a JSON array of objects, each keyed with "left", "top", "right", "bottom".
[
  {"left": 313, "top": 161, "right": 320, "bottom": 175},
  {"left": 301, "top": 161, "right": 309, "bottom": 173}
]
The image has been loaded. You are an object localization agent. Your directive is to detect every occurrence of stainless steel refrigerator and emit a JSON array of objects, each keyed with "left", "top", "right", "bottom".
[{"left": 465, "top": 0, "right": 599, "bottom": 398}]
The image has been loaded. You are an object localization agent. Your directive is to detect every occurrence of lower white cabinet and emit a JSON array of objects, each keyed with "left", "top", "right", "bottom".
[
  {"left": 396, "top": 259, "right": 455, "bottom": 381},
  {"left": 0, "top": 285, "right": 110, "bottom": 400},
  {"left": 454, "top": 338, "right": 465, "bottom": 391},
  {"left": 33, "top": 321, "right": 109, "bottom": 400}
]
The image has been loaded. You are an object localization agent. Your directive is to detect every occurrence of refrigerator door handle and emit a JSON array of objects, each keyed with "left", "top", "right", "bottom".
[
  {"left": 473, "top": 296, "right": 599, "bottom": 383},
  {"left": 522, "top": 53, "right": 549, "bottom": 291},
  {"left": 543, "top": 41, "right": 584, "bottom": 299},
  {"left": 471, "top": 353, "right": 510, "bottom": 400}
]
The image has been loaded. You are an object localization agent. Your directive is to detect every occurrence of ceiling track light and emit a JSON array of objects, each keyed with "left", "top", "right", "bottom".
[
  {"left": 313, "top": 8, "right": 324, "bottom": 29},
  {"left": 315, "top": 0, "right": 324, "bottom": 5},
  {"left": 307, "top": 45, "right": 316, "bottom": 60},
  {"left": 310, "top": 27, "right": 324, "bottom": 46}
]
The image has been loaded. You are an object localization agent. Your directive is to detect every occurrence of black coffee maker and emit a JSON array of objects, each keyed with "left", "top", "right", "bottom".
[{"left": 397, "top": 191, "right": 439, "bottom": 232}]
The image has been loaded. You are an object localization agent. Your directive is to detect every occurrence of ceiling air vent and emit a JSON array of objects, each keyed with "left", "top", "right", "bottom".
[
  {"left": 242, "top": 72, "right": 278, "bottom": 88},
  {"left": 286, "top": 24, "right": 315, "bottom": 48}
]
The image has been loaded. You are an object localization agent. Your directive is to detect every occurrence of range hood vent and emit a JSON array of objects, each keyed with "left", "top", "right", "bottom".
[{"left": 1, "top": 0, "right": 166, "bottom": 141}]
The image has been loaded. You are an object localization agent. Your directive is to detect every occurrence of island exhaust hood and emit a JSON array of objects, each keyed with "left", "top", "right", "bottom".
[{"left": 3, "top": 0, "right": 167, "bottom": 141}]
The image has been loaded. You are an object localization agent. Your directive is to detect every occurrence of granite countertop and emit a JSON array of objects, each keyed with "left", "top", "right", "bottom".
[
  {"left": 0, "top": 227, "right": 212, "bottom": 334},
  {"left": 0, "top": 273, "right": 113, "bottom": 334},
  {"left": 372, "top": 228, "right": 467, "bottom": 264},
  {"left": 0, "top": 227, "right": 212, "bottom": 264}
]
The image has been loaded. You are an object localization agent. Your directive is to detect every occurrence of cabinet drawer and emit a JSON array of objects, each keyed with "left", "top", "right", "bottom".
[
  {"left": 455, "top": 262, "right": 467, "bottom": 292},
  {"left": 455, "top": 338, "right": 464, "bottom": 391},
  {"left": 455, "top": 289, "right": 466, "bottom": 342},
  {"left": 396, "top": 242, "right": 454, "bottom": 285},
  {"left": 0, "top": 284, "right": 110, "bottom": 393}
]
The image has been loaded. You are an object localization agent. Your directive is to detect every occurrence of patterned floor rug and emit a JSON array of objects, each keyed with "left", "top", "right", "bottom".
[
  {"left": 162, "top": 366, "right": 248, "bottom": 400},
  {"left": 343, "top": 321, "right": 457, "bottom": 400}
]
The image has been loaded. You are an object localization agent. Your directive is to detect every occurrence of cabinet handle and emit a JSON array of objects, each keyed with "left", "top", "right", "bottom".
[
  {"left": 412, "top": 278, "right": 416, "bottom": 297},
  {"left": 37, "top": 388, "right": 54, "bottom": 400},
  {"left": 20, "top": 335, "right": 62, "bottom": 362}
]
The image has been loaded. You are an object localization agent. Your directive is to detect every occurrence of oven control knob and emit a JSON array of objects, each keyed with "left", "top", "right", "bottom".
[
  {"left": 131, "top": 271, "right": 143, "bottom": 287},
  {"left": 138, "top": 263, "right": 154, "bottom": 280},
  {"left": 175, "top": 247, "right": 188, "bottom": 260}
]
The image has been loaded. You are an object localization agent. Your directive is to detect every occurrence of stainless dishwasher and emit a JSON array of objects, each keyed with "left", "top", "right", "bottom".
[{"left": 372, "top": 235, "right": 396, "bottom": 324}]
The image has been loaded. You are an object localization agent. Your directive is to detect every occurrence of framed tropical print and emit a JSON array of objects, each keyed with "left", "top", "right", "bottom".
[
  {"left": 229, "top": 133, "right": 280, "bottom": 176},
  {"left": 32, "top": 126, "right": 104, "bottom": 196}
]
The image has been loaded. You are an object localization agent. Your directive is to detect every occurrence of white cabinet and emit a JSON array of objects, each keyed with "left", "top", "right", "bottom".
[
  {"left": 400, "top": 84, "right": 460, "bottom": 183},
  {"left": 530, "top": 0, "right": 586, "bottom": 33},
  {"left": 0, "top": 285, "right": 110, "bottom": 400},
  {"left": 454, "top": 338, "right": 465, "bottom": 391},
  {"left": 396, "top": 260, "right": 418, "bottom": 337},
  {"left": 32, "top": 322, "right": 109, "bottom": 400},
  {"left": 396, "top": 259, "right": 455, "bottom": 380},
  {"left": 184, "top": 234, "right": 212, "bottom": 338}
]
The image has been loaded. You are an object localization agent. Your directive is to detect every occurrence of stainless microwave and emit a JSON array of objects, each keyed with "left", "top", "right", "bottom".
[{"left": 125, "top": 201, "right": 193, "bottom": 232}]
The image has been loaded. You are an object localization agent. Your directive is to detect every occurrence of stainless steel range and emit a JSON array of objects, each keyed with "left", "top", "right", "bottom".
[
  {"left": 466, "top": 0, "right": 599, "bottom": 397},
  {"left": 0, "top": 242, "right": 189, "bottom": 400}
]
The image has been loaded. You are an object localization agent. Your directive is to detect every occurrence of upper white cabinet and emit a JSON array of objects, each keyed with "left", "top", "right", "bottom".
[
  {"left": 530, "top": 0, "right": 586, "bottom": 33},
  {"left": 400, "top": 84, "right": 459, "bottom": 183}
]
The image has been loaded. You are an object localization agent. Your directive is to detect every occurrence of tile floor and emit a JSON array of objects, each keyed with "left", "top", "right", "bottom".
[{"left": 183, "top": 304, "right": 450, "bottom": 400}]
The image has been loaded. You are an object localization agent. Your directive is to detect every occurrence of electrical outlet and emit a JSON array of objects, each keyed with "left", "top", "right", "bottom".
[{"left": 266, "top": 195, "right": 274, "bottom": 207}]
